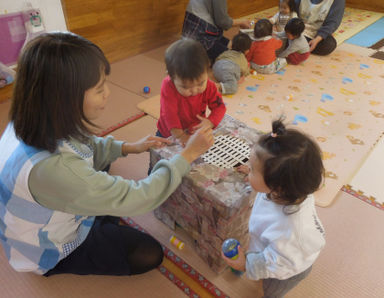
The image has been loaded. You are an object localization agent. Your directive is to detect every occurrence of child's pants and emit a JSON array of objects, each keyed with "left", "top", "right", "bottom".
[
  {"left": 287, "top": 52, "right": 310, "bottom": 65},
  {"left": 262, "top": 265, "right": 312, "bottom": 298},
  {"left": 212, "top": 59, "right": 241, "bottom": 94},
  {"left": 250, "top": 58, "right": 287, "bottom": 74}
]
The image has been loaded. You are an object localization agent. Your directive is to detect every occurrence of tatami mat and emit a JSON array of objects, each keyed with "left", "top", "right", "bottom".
[
  {"left": 348, "top": 134, "right": 384, "bottom": 208},
  {"left": 288, "top": 190, "right": 384, "bottom": 298},
  {"left": 0, "top": 247, "right": 182, "bottom": 298},
  {"left": 108, "top": 54, "right": 168, "bottom": 98},
  {"left": 140, "top": 44, "right": 172, "bottom": 63}
]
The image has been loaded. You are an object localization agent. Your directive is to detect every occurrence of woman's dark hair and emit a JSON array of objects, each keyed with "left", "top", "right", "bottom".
[
  {"left": 254, "top": 19, "right": 273, "bottom": 39},
  {"left": 165, "top": 38, "right": 210, "bottom": 81},
  {"left": 285, "top": 18, "right": 305, "bottom": 37},
  {"left": 10, "top": 32, "right": 110, "bottom": 152},
  {"left": 255, "top": 117, "right": 324, "bottom": 205},
  {"left": 280, "top": 0, "right": 296, "bottom": 14},
  {"left": 231, "top": 33, "right": 252, "bottom": 53}
]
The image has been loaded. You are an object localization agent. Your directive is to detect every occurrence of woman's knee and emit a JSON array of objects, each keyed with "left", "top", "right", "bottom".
[
  {"left": 313, "top": 36, "right": 337, "bottom": 56},
  {"left": 128, "top": 233, "right": 164, "bottom": 273}
]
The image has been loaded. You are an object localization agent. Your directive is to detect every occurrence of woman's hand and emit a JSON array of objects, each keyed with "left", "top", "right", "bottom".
[
  {"left": 309, "top": 36, "right": 323, "bottom": 52},
  {"left": 233, "top": 19, "right": 252, "bottom": 29},
  {"left": 181, "top": 125, "right": 214, "bottom": 163},
  {"left": 221, "top": 245, "right": 246, "bottom": 272},
  {"left": 122, "top": 136, "right": 172, "bottom": 155}
]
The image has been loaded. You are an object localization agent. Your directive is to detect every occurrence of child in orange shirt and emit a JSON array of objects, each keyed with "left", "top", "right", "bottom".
[{"left": 246, "top": 19, "right": 287, "bottom": 74}]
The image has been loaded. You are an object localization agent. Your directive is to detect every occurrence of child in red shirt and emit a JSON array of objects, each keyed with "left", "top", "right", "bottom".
[
  {"left": 246, "top": 19, "right": 287, "bottom": 74},
  {"left": 157, "top": 38, "right": 226, "bottom": 145}
]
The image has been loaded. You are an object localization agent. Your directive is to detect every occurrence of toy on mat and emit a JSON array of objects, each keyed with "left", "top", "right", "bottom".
[
  {"left": 222, "top": 238, "right": 244, "bottom": 276},
  {"left": 143, "top": 86, "right": 151, "bottom": 94},
  {"left": 169, "top": 235, "right": 185, "bottom": 250}
]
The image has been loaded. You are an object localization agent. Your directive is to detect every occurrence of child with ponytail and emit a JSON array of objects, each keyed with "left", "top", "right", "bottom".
[{"left": 222, "top": 118, "right": 325, "bottom": 297}]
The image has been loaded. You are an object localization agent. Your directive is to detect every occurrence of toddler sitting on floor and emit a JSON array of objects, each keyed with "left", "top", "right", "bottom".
[
  {"left": 278, "top": 18, "right": 310, "bottom": 65},
  {"left": 246, "top": 19, "right": 287, "bottom": 74}
]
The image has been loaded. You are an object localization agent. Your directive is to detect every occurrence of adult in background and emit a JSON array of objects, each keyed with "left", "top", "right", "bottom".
[
  {"left": 295, "top": 0, "right": 345, "bottom": 55},
  {"left": 182, "top": 0, "right": 251, "bottom": 62}
]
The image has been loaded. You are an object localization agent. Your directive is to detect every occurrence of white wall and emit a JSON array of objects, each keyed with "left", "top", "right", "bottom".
[{"left": 0, "top": 0, "right": 67, "bottom": 31}]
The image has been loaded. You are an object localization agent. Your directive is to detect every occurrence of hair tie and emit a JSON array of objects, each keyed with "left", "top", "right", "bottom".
[{"left": 271, "top": 132, "right": 277, "bottom": 138}]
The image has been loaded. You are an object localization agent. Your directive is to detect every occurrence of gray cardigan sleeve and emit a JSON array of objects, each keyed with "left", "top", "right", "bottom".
[{"left": 212, "top": 0, "right": 233, "bottom": 30}]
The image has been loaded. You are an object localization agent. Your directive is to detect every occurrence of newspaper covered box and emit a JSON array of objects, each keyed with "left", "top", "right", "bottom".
[{"left": 151, "top": 115, "right": 262, "bottom": 273}]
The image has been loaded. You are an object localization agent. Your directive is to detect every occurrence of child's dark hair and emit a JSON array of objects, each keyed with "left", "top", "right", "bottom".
[
  {"left": 255, "top": 118, "right": 324, "bottom": 205},
  {"left": 280, "top": 0, "right": 296, "bottom": 14},
  {"left": 10, "top": 32, "right": 110, "bottom": 152},
  {"left": 165, "top": 38, "right": 210, "bottom": 81},
  {"left": 254, "top": 19, "right": 273, "bottom": 39},
  {"left": 231, "top": 33, "right": 252, "bottom": 53},
  {"left": 285, "top": 18, "right": 305, "bottom": 37}
]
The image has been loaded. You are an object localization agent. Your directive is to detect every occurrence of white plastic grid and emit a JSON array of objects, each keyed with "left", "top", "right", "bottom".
[{"left": 202, "top": 135, "right": 250, "bottom": 169}]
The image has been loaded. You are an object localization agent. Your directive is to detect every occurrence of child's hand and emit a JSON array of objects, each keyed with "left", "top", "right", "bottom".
[
  {"left": 236, "top": 164, "right": 250, "bottom": 175},
  {"left": 215, "top": 82, "right": 222, "bottom": 93},
  {"left": 221, "top": 245, "right": 246, "bottom": 272},
  {"left": 238, "top": 76, "right": 245, "bottom": 85},
  {"left": 123, "top": 136, "right": 172, "bottom": 154},
  {"left": 191, "top": 115, "right": 214, "bottom": 133},
  {"left": 236, "top": 164, "right": 250, "bottom": 182}
]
